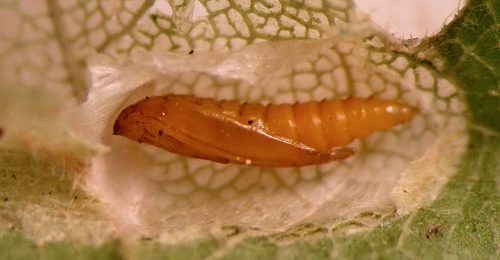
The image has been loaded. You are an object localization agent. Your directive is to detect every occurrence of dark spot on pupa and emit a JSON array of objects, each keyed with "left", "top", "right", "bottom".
[
  {"left": 146, "top": 96, "right": 149, "bottom": 100},
  {"left": 141, "top": 236, "right": 153, "bottom": 241},
  {"left": 158, "top": 130, "right": 163, "bottom": 136},
  {"left": 189, "top": 50, "right": 194, "bottom": 54},
  {"left": 4, "top": 197, "right": 8, "bottom": 202},
  {"left": 248, "top": 120, "right": 253, "bottom": 125}
]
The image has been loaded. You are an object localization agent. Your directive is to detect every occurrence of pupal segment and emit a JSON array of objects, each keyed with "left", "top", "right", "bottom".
[{"left": 113, "top": 95, "right": 418, "bottom": 167}]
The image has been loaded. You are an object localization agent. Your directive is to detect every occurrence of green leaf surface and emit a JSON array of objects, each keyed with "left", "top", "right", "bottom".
[
  {"left": 2, "top": 0, "right": 500, "bottom": 259},
  {"left": 0, "top": 229, "right": 122, "bottom": 260},
  {"left": 428, "top": 0, "right": 500, "bottom": 132}
]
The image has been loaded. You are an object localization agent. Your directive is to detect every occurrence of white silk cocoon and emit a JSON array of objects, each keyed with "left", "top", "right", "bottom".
[{"left": 79, "top": 36, "right": 466, "bottom": 236}]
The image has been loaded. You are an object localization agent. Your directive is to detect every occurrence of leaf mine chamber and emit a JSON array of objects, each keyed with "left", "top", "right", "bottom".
[{"left": 84, "top": 39, "right": 466, "bottom": 234}]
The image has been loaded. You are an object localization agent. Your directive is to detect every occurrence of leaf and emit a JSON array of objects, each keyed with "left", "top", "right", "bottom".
[{"left": 2, "top": 0, "right": 498, "bottom": 259}]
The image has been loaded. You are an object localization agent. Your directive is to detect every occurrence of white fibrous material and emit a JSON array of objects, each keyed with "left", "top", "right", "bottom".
[{"left": 80, "top": 34, "right": 466, "bottom": 236}]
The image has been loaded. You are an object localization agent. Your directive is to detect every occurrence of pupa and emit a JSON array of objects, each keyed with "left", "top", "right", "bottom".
[{"left": 113, "top": 94, "right": 418, "bottom": 167}]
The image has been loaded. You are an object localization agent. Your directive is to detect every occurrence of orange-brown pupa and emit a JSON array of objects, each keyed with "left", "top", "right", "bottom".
[{"left": 113, "top": 95, "right": 418, "bottom": 167}]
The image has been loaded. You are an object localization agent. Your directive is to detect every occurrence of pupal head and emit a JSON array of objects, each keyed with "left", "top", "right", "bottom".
[
  {"left": 113, "top": 104, "right": 146, "bottom": 142},
  {"left": 113, "top": 96, "right": 172, "bottom": 143}
]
